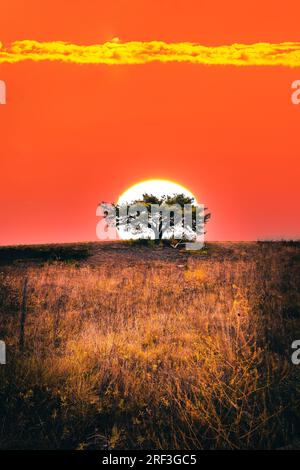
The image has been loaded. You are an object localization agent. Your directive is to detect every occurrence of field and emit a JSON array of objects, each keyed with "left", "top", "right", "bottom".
[{"left": 0, "top": 241, "right": 299, "bottom": 450}]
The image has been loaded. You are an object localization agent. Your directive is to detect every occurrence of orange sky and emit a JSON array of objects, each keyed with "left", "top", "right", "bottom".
[{"left": 0, "top": 0, "right": 300, "bottom": 244}]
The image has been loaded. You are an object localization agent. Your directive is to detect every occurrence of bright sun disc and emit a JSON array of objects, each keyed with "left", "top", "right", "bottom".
[
  {"left": 117, "top": 179, "right": 198, "bottom": 240},
  {"left": 117, "top": 179, "right": 197, "bottom": 205}
]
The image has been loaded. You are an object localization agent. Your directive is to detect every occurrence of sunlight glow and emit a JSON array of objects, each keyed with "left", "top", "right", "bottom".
[
  {"left": 117, "top": 179, "right": 198, "bottom": 241},
  {"left": 117, "top": 179, "right": 197, "bottom": 205}
]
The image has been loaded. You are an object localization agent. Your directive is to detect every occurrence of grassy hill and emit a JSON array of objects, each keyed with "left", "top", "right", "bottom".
[{"left": 0, "top": 241, "right": 299, "bottom": 449}]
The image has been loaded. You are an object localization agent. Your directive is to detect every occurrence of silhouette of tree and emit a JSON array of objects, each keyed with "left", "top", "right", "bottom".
[{"left": 103, "top": 193, "right": 211, "bottom": 248}]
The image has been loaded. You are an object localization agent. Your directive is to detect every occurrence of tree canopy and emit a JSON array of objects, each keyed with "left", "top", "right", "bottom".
[{"left": 104, "top": 193, "right": 211, "bottom": 248}]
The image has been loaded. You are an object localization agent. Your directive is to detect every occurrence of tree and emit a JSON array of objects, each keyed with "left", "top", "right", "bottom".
[{"left": 102, "top": 193, "right": 211, "bottom": 248}]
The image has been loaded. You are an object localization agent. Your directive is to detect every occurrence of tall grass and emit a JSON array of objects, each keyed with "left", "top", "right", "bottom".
[{"left": 0, "top": 242, "right": 299, "bottom": 449}]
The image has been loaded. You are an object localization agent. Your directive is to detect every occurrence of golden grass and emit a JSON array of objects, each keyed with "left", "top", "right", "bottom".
[{"left": 0, "top": 242, "right": 299, "bottom": 449}]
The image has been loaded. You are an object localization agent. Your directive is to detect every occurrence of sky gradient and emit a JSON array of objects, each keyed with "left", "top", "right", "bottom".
[{"left": 0, "top": 0, "right": 299, "bottom": 244}]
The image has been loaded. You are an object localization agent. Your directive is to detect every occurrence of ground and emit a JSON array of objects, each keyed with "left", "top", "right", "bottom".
[{"left": 0, "top": 241, "right": 299, "bottom": 449}]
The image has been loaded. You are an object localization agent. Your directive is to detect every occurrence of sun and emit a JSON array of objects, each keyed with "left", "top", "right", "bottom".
[
  {"left": 117, "top": 179, "right": 197, "bottom": 205},
  {"left": 116, "top": 179, "right": 198, "bottom": 241}
]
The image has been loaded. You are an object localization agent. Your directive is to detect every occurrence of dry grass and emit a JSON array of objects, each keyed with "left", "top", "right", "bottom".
[{"left": 0, "top": 242, "right": 299, "bottom": 449}]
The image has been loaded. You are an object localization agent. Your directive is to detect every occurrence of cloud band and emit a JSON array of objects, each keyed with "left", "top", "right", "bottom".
[{"left": 1, "top": 40, "right": 300, "bottom": 67}]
